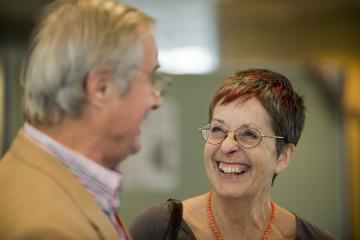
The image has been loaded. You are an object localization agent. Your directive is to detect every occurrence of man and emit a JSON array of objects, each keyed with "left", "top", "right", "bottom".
[{"left": 0, "top": 0, "right": 164, "bottom": 239}]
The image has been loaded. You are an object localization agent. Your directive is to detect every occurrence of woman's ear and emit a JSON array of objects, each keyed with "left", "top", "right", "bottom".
[{"left": 275, "top": 144, "right": 295, "bottom": 174}]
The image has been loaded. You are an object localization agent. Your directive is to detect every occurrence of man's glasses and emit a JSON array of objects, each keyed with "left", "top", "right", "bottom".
[
  {"left": 138, "top": 67, "right": 172, "bottom": 97},
  {"left": 151, "top": 73, "right": 172, "bottom": 97},
  {"left": 199, "top": 123, "right": 284, "bottom": 149}
]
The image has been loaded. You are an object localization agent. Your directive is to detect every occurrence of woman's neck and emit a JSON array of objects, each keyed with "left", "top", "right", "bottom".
[{"left": 209, "top": 191, "right": 273, "bottom": 239}]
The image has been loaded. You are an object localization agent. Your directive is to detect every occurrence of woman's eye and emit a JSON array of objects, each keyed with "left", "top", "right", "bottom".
[
  {"left": 241, "top": 129, "right": 258, "bottom": 139},
  {"left": 210, "top": 126, "right": 227, "bottom": 138},
  {"left": 210, "top": 126, "right": 224, "bottom": 133}
]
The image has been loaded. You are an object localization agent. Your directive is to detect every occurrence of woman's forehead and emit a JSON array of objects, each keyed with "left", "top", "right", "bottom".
[{"left": 212, "top": 96, "right": 273, "bottom": 130}]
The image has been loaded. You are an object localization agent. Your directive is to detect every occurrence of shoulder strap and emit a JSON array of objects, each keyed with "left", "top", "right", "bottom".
[{"left": 164, "top": 198, "right": 183, "bottom": 240}]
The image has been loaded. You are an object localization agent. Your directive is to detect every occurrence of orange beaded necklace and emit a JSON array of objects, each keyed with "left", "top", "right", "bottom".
[{"left": 206, "top": 192, "right": 276, "bottom": 240}]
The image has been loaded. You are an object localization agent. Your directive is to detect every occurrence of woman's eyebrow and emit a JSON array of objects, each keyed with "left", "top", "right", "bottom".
[
  {"left": 212, "top": 119, "right": 261, "bottom": 130},
  {"left": 212, "top": 118, "right": 226, "bottom": 125}
]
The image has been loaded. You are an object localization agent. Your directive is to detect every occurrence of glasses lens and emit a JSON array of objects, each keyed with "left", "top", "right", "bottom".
[
  {"left": 201, "top": 124, "right": 226, "bottom": 145},
  {"left": 153, "top": 73, "right": 172, "bottom": 96},
  {"left": 235, "top": 127, "right": 262, "bottom": 148}
]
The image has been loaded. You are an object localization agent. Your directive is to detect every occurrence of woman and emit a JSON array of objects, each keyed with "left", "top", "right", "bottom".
[{"left": 129, "top": 69, "right": 337, "bottom": 239}]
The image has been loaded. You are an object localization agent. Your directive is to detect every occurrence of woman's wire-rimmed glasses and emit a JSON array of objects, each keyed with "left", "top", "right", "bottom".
[{"left": 198, "top": 123, "right": 284, "bottom": 149}]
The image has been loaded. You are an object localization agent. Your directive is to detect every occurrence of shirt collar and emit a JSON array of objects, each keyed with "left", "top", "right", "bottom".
[{"left": 23, "top": 122, "right": 123, "bottom": 213}]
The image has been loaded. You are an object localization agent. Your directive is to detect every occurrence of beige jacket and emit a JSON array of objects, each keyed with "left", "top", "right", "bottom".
[{"left": 0, "top": 130, "right": 121, "bottom": 240}]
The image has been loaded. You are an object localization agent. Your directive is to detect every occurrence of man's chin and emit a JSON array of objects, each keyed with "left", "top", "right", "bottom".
[{"left": 130, "top": 137, "right": 142, "bottom": 154}]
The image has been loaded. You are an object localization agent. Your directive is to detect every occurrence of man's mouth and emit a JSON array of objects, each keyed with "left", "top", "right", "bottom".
[{"left": 217, "top": 161, "right": 251, "bottom": 175}]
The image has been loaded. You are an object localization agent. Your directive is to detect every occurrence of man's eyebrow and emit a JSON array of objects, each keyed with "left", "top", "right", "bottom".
[{"left": 153, "top": 64, "right": 160, "bottom": 72}]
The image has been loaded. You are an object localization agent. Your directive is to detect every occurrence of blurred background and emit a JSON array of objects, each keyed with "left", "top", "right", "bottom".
[{"left": 1, "top": 0, "right": 359, "bottom": 239}]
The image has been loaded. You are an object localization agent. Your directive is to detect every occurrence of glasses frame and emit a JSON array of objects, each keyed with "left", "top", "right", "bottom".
[
  {"left": 138, "top": 67, "right": 172, "bottom": 97},
  {"left": 152, "top": 73, "right": 172, "bottom": 97},
  {"left": 198, "top": 123, "right": 284, "bottom": 149}
]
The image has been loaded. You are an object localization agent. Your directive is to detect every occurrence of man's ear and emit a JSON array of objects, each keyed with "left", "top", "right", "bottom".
[
  {"left": 84, "top": 66, "right": 114, "bottom": 107},
  {"left": 275, "top": 144, "right": 295, "bottom": 174}
]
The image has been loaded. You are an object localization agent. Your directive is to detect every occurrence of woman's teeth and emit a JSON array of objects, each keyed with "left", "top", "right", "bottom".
[{"left": 219, "top": 162, "right": 250, "bottom": 174}]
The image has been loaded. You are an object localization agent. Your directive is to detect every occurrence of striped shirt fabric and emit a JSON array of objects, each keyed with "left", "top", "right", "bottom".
[{"left": 24, "top": 123, "right": 127, "bottom": 239}]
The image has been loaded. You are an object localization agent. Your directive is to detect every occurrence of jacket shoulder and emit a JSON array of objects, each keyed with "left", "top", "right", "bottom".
[{"left": 0, "top": 132, "right": 117, "bottom": 240}]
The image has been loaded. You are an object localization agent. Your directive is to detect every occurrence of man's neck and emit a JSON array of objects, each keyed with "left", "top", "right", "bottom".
[{"left": 31, "top": 118, "right": 106, "bottom": 167}]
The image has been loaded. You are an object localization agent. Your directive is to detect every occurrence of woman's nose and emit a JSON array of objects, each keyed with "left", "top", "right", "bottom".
[{"left": 220, "top": 132, "right": 240, "bottom": 154}]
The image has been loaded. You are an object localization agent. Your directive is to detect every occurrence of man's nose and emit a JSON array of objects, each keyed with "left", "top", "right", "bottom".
[{"left": 151, "top": 93, "right": 162, "bottom": 110}]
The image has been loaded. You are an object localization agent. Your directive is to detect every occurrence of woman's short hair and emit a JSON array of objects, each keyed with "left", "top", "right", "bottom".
[
  {"left": 209, "top": 69, "right": 305, "bottom": 155},
  {"left": 22, "top": 0, "right": 154, "bottom": 125}
]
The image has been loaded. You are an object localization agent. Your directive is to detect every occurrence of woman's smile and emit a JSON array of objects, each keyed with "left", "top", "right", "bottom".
[{"left": 215, "top": 161, "right": 251, "bottom": 179}]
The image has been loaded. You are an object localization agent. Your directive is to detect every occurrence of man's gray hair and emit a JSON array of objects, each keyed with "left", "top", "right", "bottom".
[{"left": 22, "top": 0, "right": 154, "bottom": 125}]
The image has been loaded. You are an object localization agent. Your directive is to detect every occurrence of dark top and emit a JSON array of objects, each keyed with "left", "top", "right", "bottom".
[{"left": 130, "top": 201, "right": 338, "bottom": 240}]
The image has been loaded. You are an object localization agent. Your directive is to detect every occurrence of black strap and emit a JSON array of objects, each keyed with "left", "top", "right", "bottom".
[{"left": 164, "top": 198, "right": 183, "bottom": 240}]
